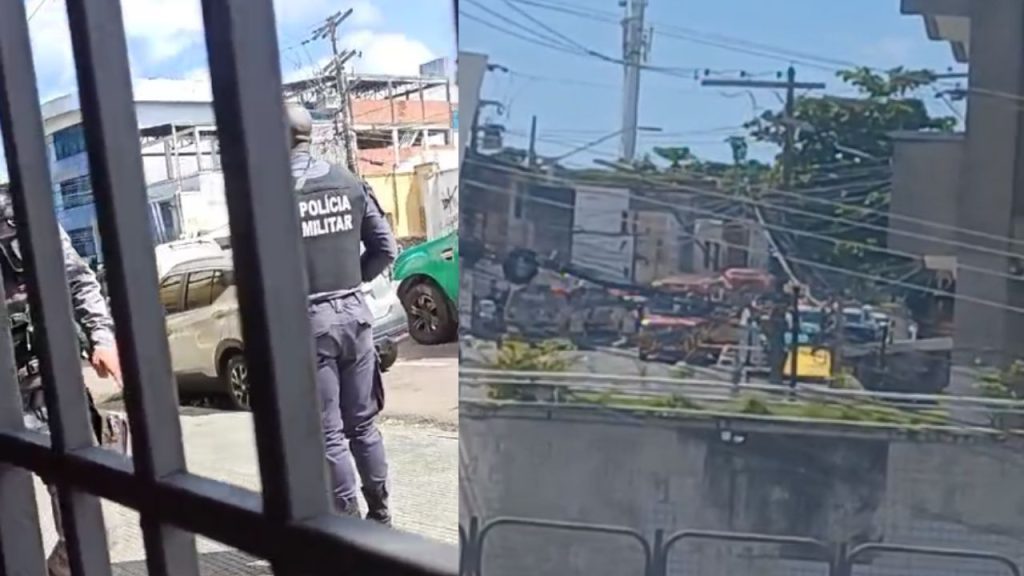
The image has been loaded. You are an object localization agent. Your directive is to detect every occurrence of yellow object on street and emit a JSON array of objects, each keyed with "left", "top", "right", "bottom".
[{"left": 783, "top": 346, "right": 833, "bottom": 381}]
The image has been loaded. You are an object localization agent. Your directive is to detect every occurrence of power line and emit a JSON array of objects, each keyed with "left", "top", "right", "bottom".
[
  {"left": 500, "top": 0, "right": 595, "bottom": 56},
  {"left": 465, "top": 160, "right": 1024, "bottom": 287},
  {"left": 501, "top": 0, "right": 1024, "bottom": 120},
  {"left": 462, "top": 172, "right": 1024, "bottom": 319},
  {"left": 465, "top": 157, "right": 1024, "bottom": 274},
  {"left": 508, "top": 0, "right": 1024, "bottom": 112},
  {"left": 461, "top": 4, "right": 700, "bottom": 79},
  {"left": 464, "top": 0, "right": 583, "bottom": 54},
  {"left": 477, "top": 144, "right": 1024, "bottom": 262},
  {"left": 27, "top": 0, "right": 52, "bottom": 22},
  {"left": 701, "top": 67, "right": 825, "bottom": 187}
]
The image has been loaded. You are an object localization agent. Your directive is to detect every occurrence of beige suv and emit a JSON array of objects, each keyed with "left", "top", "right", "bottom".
[{"left": 160, "top": 253, "right": 406, "bottom": 410}]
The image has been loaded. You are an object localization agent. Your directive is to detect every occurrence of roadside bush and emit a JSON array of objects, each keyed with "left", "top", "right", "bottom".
[{"left": 487, "top": 339, "right": 576, "bottom": 400}]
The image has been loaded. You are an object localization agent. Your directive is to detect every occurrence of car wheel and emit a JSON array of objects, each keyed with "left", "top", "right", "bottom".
[
  {"left": 402, "top": 281, "right": 456, "bottom": 345},
  {"left": 222, "top": 354, "right": 251, "bottom": 411}
]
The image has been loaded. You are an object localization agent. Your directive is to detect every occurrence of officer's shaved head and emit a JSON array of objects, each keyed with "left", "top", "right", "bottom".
[{"left": 285, "top": 102, "right": 313, "bottom": 148}]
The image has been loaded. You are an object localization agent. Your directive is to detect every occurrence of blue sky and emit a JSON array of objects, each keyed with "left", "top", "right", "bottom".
[
  {"left": 1, "top": 0, "right": 456, "bottom": 180},
  {"left": 460, "top": 0, "right": 966, "bottom": 166}
]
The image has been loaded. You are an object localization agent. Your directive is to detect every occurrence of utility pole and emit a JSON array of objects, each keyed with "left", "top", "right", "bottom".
[
  {"left": 790, "top": 284, "right": 801, "bottom": 388},
  {"left": 527, "top": 115, "right": 538, "bottom": 168},
  {"left": 312, "top": 9, "right": 359, "bottom": 174},
  {"left": 701, "top": 66, "right": 825, "bottom": 188},
  {"left": 619, "top": 0, "right": 650, "bottom": 162},
  {"left": 878, "top": 321, "right": 890, "bottom": 386}
]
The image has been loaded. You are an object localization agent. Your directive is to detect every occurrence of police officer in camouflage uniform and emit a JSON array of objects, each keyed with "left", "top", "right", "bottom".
[
  {"left": 0, "top": 188, "right": 125, "bottom": 576},
  {"left": 286, "top": 103, "right": 397, "bottom": 524}
]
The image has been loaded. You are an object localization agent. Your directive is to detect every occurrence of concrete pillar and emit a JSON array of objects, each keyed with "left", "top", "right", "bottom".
[{"left": 955, "top": 0, "right": 1024, "bottom": 367}]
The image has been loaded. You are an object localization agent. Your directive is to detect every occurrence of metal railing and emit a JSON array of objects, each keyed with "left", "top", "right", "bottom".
[
  {"left": 0, "top": 0, "right": 457, "bottom": 574},
  {"left": 461, "top": 368, "right": 1024, "bottom": 432},
  {"left": 460, "top": 516, "right": 1023, "bottom": 576}
]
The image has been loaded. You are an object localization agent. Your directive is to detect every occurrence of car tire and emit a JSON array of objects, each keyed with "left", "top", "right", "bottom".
[
  {"left": 222, "top": 353, "right": 251, "bottom": 411},
  {"left": 402, "top": 281, "right": 456, "bottom": 345}
]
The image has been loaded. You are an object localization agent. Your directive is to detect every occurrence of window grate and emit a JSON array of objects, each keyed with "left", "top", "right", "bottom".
[{"left": 0, "top": 0, "right": 457, "bottom": 574}]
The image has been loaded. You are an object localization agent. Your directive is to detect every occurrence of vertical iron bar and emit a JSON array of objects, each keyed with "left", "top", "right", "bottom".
[
  {"left": 0, "top": 220, "right": 46, "bottom": 574},
  {"left": 62, "top": 0, "right": 201, "bottom": 575},
  {"left": 0, "top": 1, "right": 111, "bottom": 575},
  {"left": 199, "top": 0, "right": 331, "bottom": 522}
]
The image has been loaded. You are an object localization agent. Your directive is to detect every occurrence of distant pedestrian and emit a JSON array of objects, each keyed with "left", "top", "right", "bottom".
[{"left": 286, "top": 103, "right": 397, "bottom": 524}]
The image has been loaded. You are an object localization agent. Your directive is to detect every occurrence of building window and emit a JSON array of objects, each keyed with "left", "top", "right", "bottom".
[
  {"left": 59, "top": 175, "right": 94, "bottom": 210},
  {"left": 52, "top": 124, "right": 86, "bottom": 161},
  {"left": 67, "top": 227, "right": 96, "bottom": 259}
]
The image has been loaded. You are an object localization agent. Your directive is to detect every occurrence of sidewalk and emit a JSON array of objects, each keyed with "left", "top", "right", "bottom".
[{"left": 32, "top": 414, "right": 458, "bottom": 574}]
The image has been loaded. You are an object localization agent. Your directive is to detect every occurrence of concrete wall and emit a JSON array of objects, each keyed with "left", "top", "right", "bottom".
[
  {"left": 364, "top": 171, "right": 425, "bottom": 238},
  {"left": 461, "top": 404, "right": 1024, "bottom": 576},
  {"left": 889, "top": 133, "right": 963, "bottom": 257}
]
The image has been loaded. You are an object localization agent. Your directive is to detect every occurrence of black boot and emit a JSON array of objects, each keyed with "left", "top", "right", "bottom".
[
  {"left": 337, "top": 498, "right": 362, "bottom": 518},
  {"left": 362, "top": 486, "right": 391, "bottom": 526}
]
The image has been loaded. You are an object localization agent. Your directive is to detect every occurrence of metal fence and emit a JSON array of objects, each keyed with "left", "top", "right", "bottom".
[
  {"left": 460, "top": 516, "right": 1023, "bottom": 576},
  {"left": 0, "top": 0, "right": 456, "bottom": 574}
]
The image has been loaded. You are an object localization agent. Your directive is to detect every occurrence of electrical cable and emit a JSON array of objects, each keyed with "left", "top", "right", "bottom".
[{"left": 469, "top": 156, "right": 1024, "bottom": 265}]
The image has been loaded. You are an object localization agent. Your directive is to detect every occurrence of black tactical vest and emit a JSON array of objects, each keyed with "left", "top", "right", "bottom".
[{"left": 295, "top": 162, "right": 364, "bottom": 294}]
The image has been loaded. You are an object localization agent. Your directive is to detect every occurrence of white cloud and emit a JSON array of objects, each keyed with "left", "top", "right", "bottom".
[
  {"left": 342, "top": 30, "right": 436, "bottom": 76},
  {"left": 27, "top": 0, "right": 385, "bottom": 99},
  {"left": 280, "top": 29, "right": 437, "bottom": 82},
  {"left": 27, "top": 0, "right": 205, "bottom": 99}
]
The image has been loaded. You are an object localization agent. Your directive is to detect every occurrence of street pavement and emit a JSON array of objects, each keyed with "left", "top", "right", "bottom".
[{"left": 34, "top": 340, "right": 458, "bottom": 574}]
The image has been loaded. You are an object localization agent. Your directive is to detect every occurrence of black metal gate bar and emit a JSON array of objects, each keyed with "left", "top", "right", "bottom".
[
  {"left": 199, "top": 0, "right": 457, "bottom": 573},
  {"left": 63, "top": 0, "right": 201, "bottom": 574},
  {"left": 199, "top": 0, "right": 330, "bottom": 528},
  {"left": 0, "top": 1, "right": 113, "bottom": 576},
  {"left": 0, "top": 246, "right": 46, "bottom": 571}
]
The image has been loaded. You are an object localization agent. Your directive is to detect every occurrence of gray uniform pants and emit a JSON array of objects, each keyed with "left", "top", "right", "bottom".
[{"left": 309, "top": 292, "right": 389, "bottom": 522}]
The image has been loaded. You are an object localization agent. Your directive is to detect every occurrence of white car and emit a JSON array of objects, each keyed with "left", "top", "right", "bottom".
[{"left": 159, "top": 253, "right": 406, "bottom": 410}]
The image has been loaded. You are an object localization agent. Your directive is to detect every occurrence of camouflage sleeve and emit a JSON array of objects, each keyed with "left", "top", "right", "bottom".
[{"left": 60, "top": 226, "right": 115, "bottom": 349}]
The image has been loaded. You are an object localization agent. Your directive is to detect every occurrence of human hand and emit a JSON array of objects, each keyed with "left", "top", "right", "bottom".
[{"left": 91, "top": 346, "right": 122, "bottom": 387}]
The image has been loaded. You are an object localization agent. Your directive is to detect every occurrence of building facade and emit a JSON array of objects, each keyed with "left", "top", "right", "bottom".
[
  {"left": 41, "top": 79, "right": 216, "bottom": 261},
  {"left": 894, "top": 0, "right": 1024, "bottom": 368}
]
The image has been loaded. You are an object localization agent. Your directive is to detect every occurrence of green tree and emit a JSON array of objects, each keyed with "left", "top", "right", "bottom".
[{"left": 743, "top": 67, "right": 957, "bottom": 282}]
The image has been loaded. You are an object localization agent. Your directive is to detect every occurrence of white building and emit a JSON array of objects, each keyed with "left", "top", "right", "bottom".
[{"left": 42, "top": 78, "right": 218, "bottom": 262}]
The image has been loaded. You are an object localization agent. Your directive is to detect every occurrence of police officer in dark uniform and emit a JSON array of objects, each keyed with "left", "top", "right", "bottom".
[
  {"left": 286, "top": 103, "right": 397, "bottom": 524},
  {"left": 0, "top": 187, "right": 125, "bottom": 576}
]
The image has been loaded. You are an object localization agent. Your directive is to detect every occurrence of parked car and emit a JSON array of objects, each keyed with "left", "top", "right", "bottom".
[
  {"left": 393, "top": 231, "right": 459, "bottom": 344},
  {"left": 159, "top": 253, "right": 406, "bottom": 410},
  {"left": 154, "top": 238, "right": 224, "bottom": 279}
]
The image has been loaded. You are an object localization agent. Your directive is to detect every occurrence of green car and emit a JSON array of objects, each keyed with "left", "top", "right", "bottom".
[{"left": 394, "top": 231, "right": 459, "bottom": 344}]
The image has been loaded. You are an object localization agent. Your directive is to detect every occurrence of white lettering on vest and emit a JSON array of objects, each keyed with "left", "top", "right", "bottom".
[{"left": 299, "top": 193, "right": 355, "bottom": 238}]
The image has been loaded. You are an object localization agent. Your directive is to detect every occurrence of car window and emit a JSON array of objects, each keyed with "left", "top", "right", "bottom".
[
  {"left": 159, "top": 274, "right": 184, "bottom": 314},
  {"left": 184, "top": 270, "right": 216, "bottom": 311},
  {"left": 210, "top": 269, "right": 233, "bottom": 303}
]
